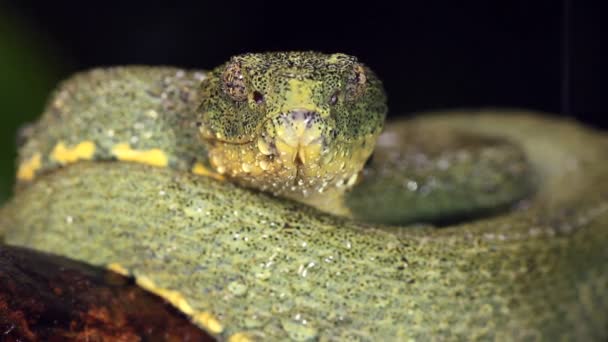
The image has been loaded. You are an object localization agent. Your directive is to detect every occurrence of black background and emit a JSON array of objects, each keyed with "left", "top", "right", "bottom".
[{"left": 3, "top": 0, "right": 606, "bottom": 128}]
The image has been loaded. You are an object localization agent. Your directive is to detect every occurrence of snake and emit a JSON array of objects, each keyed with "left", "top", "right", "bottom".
[{"left": 0, "top": 51, "right": 607, "bottom": 341}]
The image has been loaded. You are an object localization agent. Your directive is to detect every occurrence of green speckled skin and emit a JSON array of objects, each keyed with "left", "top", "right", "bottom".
[
  {"left": 18, "top": 67, "right": 210, "bottom": 173},
  {"left": 1, "top": 52, "right": 607, "bottom": 340},
  {"left": 3, "top": 111, "right": 607, "bottom": 340}
]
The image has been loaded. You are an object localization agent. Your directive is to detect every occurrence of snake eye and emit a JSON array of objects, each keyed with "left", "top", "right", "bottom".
[
  {"left": 253, "top": 90, "right": 265, "bottom": 104},
  {"left": 329, "top": 90, "right": 340, "bottom": 106},
  {"left": 222, "top": 60, "right": 248, "bottom": 102},
  {"left": 345, "top": 63, "right": 367, "bottom": 101}
]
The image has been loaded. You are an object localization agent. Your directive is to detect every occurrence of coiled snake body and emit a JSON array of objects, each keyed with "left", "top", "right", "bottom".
[{"left": 1, "top": 52, "right": 607, "bottom": 341}]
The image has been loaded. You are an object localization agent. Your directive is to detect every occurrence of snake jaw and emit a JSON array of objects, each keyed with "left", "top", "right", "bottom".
[{"left": 205, "top": 106, "right": 378, "bottom": 209}]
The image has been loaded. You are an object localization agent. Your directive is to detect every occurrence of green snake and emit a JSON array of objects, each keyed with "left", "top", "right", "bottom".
[{"left": 1, "top": 52, "right": 607, "bottom": 341}]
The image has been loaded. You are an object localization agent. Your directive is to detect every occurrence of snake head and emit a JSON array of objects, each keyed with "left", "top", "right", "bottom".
[{"left": 197, "top": 51, "right": 387, "bottom": 201}]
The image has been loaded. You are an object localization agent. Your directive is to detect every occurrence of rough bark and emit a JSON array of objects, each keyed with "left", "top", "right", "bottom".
[{"left": 0, "top": 245, "right": 213, "bottom": 341}]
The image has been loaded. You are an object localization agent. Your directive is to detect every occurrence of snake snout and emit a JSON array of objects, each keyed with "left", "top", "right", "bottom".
[{"left": 271, "top": 109, "right": 327, "bottom": 165}]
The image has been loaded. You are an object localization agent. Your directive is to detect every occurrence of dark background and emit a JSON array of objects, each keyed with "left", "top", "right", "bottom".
[{"left": 0, "top": 0, "right": 605, "bottom": 200}]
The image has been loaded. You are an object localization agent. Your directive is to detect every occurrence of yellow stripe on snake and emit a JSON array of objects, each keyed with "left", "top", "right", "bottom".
[{"left": 1, "top": 52, "right": 607, "bottom": 341}]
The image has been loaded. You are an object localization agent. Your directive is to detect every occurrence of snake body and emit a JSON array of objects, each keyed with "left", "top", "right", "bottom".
[{"left": 1, "top": 52, "right": 607, "bottom": 340}]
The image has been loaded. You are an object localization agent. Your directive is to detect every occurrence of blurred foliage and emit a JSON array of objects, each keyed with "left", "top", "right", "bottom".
[{"left": 0, "top": 7, "right": 63, "bottom": 203}]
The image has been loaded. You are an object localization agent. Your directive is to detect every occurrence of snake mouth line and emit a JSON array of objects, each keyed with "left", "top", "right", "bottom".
[
  {"left": 201, "top": 109, "right": 329, "bottom": 165},
  {"left": 197, "top": 111, "right": 327, "bottom": 150},
  {"left": 199, "top": 108, "right": 377, "bottom": 201},
  {"left": 198, "top": 116, "right": 273, "bottom": 146}
]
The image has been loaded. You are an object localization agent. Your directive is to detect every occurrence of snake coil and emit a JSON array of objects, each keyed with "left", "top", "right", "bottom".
[{"left": 1, "top": 52, "right": 607, "bottom": 341}]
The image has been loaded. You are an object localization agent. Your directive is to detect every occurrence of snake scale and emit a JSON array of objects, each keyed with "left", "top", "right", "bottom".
[{"left": 0, "top": 52, "right": 607, "bottom": 341}]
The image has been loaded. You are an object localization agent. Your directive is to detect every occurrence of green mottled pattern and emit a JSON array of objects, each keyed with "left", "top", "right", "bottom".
[
  {"left": 18, "top": 67, "right": 210, "bottom": 177},
  {"left": 3, "top": 111, "right": 607, "bottom": 340}
]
